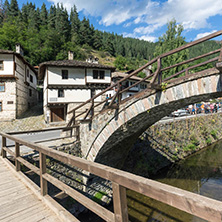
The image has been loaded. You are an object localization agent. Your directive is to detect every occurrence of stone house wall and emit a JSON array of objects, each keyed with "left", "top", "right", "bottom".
[{"left": 0, "top": 80, "right": 16, "bottom": 121}]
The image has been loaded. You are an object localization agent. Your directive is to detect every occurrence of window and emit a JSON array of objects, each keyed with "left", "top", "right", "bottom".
[
  {"left": 99, "top": 70, "right": 105, "bottom": 79},
  {"left": 93, "top": 70, "right": 105, "bottom": 79},
  {"left": 58, "top": 89, "right": 64, "bottom": 97},
  {"left": 29, "top": 89, "right": 32, "bottom": 97},
  {"left": 62, "top": 70, "right": 68, "bottom": 79},
  {"left": 0, "top": 61, "right": 3, "bottom": 70},
  {"left": 0, "top": 83, "right": 5, "bottom": 92},
  {"left": 93, "top": 70, "right": 98, "bottom": 79},
  {"left": 27, "top": 69, "right": 29, "bottom": 77},
  {"left": 30, "top": 75, "right": 33, "bottom": 83},
  {"left": 0, "top": 102, "right": 2, "bottom": 111}
]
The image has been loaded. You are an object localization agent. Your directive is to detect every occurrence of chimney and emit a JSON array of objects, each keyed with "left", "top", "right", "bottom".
[
  {"left": 68, "top": 51, "right": 74, "bottom": 60},
  {"left": 86, "top": 56, "right": 99, "bottom": 64},
  {"left": 16, "top": 43, "right": 24, "bottom": 56}
]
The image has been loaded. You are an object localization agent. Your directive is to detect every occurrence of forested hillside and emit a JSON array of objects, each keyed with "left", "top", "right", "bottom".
[
  {"left": 0, "top": 0, "right": 156, "bottom": 67},
  {"left": 0, "top": 0, "right": 221, "bottom": 72}
]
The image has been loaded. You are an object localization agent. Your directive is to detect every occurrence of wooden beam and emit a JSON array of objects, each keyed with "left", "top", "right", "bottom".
[
  {"left": 39, "top": 152, "right": 47, "bottom": 196},
  {"left": 219, "top": 47, "right": 222, "bottom": 62},
  {"left": 1, "top": 137, "right": 6, "bottom": 158},
  {"left": 3, "top": 146, "right": 15, "bottom": 157},
  {"left": 112, "top": 182, "right": 128, "bottom": 222},
  {"left": 161, "top": 48, "right": 221, "bottom": 72},
  {"left": 15, "top": 142, "right": 21, "bottom": 172},
  {"left": 43, "top": 173, "right": 115, "bottom": 222}
]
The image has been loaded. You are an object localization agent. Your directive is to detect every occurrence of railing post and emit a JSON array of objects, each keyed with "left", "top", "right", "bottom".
[
  {"left": 112, "top": 182, "right": 128, "bottom": 222},
  {"left": 15, "top": 142, "right": 20, "bottom": 171},
  {"left": 151, "top": 57, "right": 161, "bottom": 85},
  {"left": 219, "top": 47, "right": 222, "bottom": 62},
  {"left": 157, "top": 58, "right": 162, "bottom": 84},
  {"left": 91, "top": 99, "right": 94, "bottom": 117},
  {"left": 1, "top": 136, "right": 6, "bottom": 158},
  {"left": 76, "top": 126, "right": 80, "bottom": 141},
  {"left": 117, "top": 83, "right": 121, "bottom": 104},
  {"left": 40, "top": 152, "right": 48, "bottom": 196},
  {"left": 72, "top": 110, "right": 76, "bottom": 126}
]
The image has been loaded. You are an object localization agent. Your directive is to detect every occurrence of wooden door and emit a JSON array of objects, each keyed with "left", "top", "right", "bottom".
[{"left": 51, "top": 107, "right": 65, "bottom": 122}]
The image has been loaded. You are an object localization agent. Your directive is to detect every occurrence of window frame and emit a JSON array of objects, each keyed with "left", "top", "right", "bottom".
[
  {"left": 93, "top": 70, "right": 98, "bottom": 79},
  {"left": 30, "top": 75, "right": 33, "bottom": 83},
  {"left": 0, "top": 61, "right": 3, "bottom": 71},
  {"left": 0, "top": 83, "right": 5, "bottom": 92},
  {"left": 93, "top": 70, "right": 105, "bottom": 80},
  {"left": 99, "top": 70, "right": 105, "bottom": 79},
  {"left": 62, "top": 70, "right": 68, "bottom": 79},
  {"left": 58, "top": 89, "right": 64, "bottom": 98}
]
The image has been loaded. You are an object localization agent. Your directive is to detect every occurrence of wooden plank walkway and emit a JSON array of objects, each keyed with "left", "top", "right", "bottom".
[{"left": 0, "top": 158, "right": 62, "bottom": 222}]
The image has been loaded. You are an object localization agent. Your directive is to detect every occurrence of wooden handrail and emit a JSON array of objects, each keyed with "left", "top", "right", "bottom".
[
  {"left": 161, "top": 48, "right": 221, "bottom": 72},
  {"left": 1, "top": 131, "right": 222, "bottom": 221}
]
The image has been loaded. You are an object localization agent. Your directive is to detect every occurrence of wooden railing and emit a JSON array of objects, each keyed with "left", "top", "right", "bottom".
[
  {"left": 67, "top": 30, "right": 222, "bottom": 126},
  {"left": 1, "top": 131, "right": 222, "bottom": 222}
]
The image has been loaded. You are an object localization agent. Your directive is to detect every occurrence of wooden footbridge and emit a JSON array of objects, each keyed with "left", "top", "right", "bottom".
[
  {"left": 1, "top": 131, "right": 222, "bottom": 222},
  {"left": 1, "top": 30, "right": 222, "bottom": 222}
]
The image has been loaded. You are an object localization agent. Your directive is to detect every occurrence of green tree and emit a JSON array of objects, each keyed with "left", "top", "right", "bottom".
[
  {"left": 9, "top": 0, "right": 19, "bottom": 18},
  {"left": 70, "top": 5, "right": 80, "bottom": 44},
  {"left": 114, "top": 55, "right": 127, "bottom": 70},
  {"left": 40, "top": 3, "right": 47, "bottom": 26},
  {"left": 153, "top": 19, "right": 188, "bottom": 78}
]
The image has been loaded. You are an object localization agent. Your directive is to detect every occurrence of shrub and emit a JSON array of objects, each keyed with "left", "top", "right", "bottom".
[
  {"left": 210, "top": 130, "right": 217, "bottom": 139},
  {"left": 206, "top": 137, "right": 212, "bottom": 145}
]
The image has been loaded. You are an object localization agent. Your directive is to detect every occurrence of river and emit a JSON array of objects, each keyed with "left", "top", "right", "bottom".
[{"left": 127, "top": 141, "right": 222, "bottom": 222}]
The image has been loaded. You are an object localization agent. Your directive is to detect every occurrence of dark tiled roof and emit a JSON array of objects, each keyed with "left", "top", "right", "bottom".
[
  {"left": 38, "top": 60, "right": 116, "bottom": 79},
  {"left": 0, "top": 49, "right": 14, "bottom": 54}
]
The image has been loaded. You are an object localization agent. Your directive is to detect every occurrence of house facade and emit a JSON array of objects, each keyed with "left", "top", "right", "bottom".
[
  {"left": 0, "top": 45, "right": 38, "bottom": 121},
  {"left": 38, "top": 58, "right": 115, "bottom": 123},
  {"left": 108, "top": 72, "right": 148, "bottom": 100}
]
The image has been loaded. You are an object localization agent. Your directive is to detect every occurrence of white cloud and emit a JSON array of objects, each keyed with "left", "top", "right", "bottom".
[
  {"left": 48, "top": 0, "right": 222, "bottom": 29},
  {"left": 194, "top": 30, "right": 218, "bottom": 40},
  {"left": 122, "top": 32, "right": 157, "bottom": 42},
  {"left": 48, "top": 0, "right": 222, "bottom": 40}
]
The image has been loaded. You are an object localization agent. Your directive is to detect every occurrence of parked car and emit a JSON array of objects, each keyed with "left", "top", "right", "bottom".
[{"left": 171, "top": 109, "right": 189, "bottom": 117}]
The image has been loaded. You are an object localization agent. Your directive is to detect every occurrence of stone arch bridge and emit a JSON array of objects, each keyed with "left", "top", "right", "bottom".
[
  {"left": 67, "top": 30, "right": 222, "bottom": 167},
  {"left": 79, "top": 67, "right": 222, "bottom": 167}
]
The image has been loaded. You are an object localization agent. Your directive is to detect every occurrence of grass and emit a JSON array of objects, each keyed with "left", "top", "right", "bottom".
[{"left": 92, "top": 191, "right": 108, "bottom": 203}]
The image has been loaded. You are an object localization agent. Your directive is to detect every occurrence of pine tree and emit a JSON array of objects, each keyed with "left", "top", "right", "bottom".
[
  {"left": 48, "top": 5, "right": 56, "bottom": 29},
  {"left": 93, "top": 30, "right": 102, "bottom": 50},
  {"left": 2, "top": 0, "right": 9, "bottom": 22},
  {"left": 9, "top": 0, "right": 19, "bottom": 18},
  {"left": 40, "top": 3, "right": 47, "bottom": 26},
  {"left": 70, "top": 5, "right": 80, "bottom": 44}
]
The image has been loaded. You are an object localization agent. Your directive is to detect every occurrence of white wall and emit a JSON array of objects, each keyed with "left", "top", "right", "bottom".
[
  {"left": 0, "top": 54, "right": 14, "bottom": 75},
  {"left": 48, "top": 67, "right": 86, "bottom": 85},
  {"left": 48, "top": 88, "right": 91, "bottom": 103},
  {"left": 86, "top": 69, "right": 111, "bottom": 84}
]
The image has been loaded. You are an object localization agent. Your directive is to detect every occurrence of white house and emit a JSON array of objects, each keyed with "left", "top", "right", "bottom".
[
  {"left": 0, "top": 44, "right": 38, "bottom": 121},
  {"left": 38, "top": 55, "right": 115, "bottom": 123},
  {"left": 107, "top": 71, "right": 148, "bottom": 100}
]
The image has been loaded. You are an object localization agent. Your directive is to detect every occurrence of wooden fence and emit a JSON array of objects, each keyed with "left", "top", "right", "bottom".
[
  {"left": 67, "top": 30, "right": 222, "bottom": 126},
  {"left": 1, "top": 131, "right": 222, "bottom": 221}
]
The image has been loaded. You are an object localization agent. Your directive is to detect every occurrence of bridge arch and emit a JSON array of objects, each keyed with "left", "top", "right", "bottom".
[{"left": 79, "top": 68, "right": 222, "bottom": 167}]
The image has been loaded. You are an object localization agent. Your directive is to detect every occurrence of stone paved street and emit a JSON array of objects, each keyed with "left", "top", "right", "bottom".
[{"left": 0, "top": 104, "right": 76, "bottom": 154}]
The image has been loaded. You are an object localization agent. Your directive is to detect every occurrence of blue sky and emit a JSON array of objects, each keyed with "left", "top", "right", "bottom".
[{"left": 17, "top": 0, "right": 222, "bottom": 42}]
